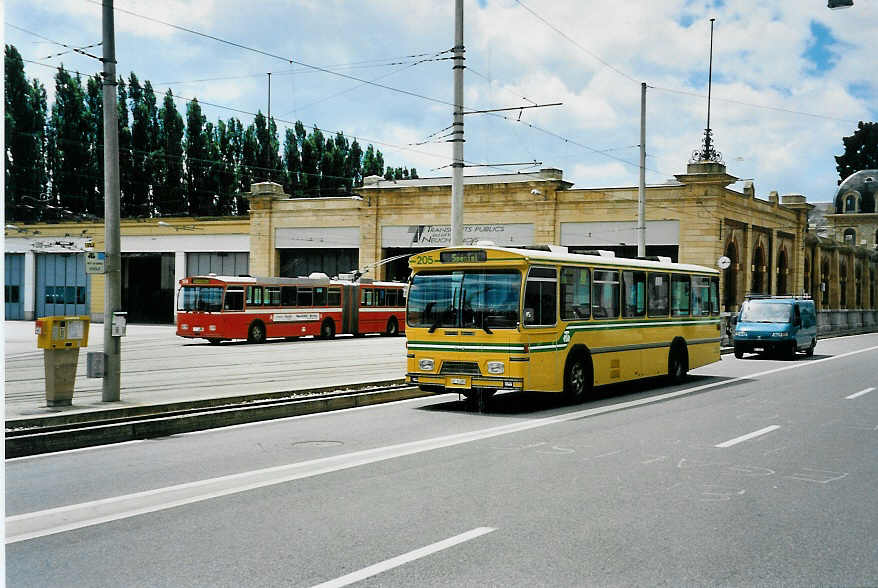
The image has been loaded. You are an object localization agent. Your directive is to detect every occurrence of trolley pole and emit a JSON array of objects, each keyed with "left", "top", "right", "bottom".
[
  {"left": 637, "top": 82, "right": 646, "bottom": 258},
  {"left": 102, "top": 0, "right": 122, "bottom": 401},
  {"left": 450, "top": 0, "right": 465, "bottom": 246}
]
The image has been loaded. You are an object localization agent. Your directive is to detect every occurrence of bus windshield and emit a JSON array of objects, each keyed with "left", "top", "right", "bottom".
[
  {"left": 407, "top": 270, "right": 521, "bottom": 331},
  {"left": 739, "top": 301, "right": 792, "bottom": 323},
  {"left": 178, "top": 286, "right": 224, "bottom": 312}
]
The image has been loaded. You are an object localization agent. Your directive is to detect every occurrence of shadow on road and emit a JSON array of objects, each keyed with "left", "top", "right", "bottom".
[{"left": 417, "top": 374, "right": 746, "bottom": 417}]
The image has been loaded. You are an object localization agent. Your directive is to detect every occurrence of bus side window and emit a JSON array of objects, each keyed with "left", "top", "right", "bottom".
[
  {"left": 622, "top": 271, "right": 646, "bottom": 318},
  {"left": 523, "top": 267, "right": 557, "bottom": 326},
  {"left": 281, "top": 286, "right": 297, "bottom": 307},
  {"left": 225, "top": 287, "right": 244, "bottom": 311},
  {"left": 246, "top": 286, "right": 263, "bottom": 307},
  {"left": 648, "top": 273, "right": 669, "bottom": 316},
  {"left": 691, "top": 276, "right": 711, "bottom": 316},
  {"left": 328, "top": 287, "right": 341, "bottom": 307},
  {"left": 386, "top": 289, "right": 398, "bottom": 307},
  {"left": 361, "top": 288, "right": 374, "bottom": 306},
  {"left": 377, "top": 288, "right": 386, "bottom": 306},
  {"left": 266, "top": 287, "right": 281, "bottom": 306},
  {"left": 314, "top": 287, "right": 327, "bottom": 306},
  {"left": 671, "top": 274, "right": 690, "bottom": 316},
  {"left": 592, "top": 270, "right": 620, "bottom": 319},
  {"left": 561, "top": 266, "right": 590, "bottom": 320},
  {"left": 709, "top": 277, "right": 720, "bottom": 315},
  {"left": 298, "top": 287, "right": 313, "bottom": 306}
]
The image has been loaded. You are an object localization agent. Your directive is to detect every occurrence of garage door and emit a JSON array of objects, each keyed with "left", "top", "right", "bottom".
[
  {"left": 5, "top": 253, "right": 25, "bottom": 320},
  {"left": 35, "top": 253, "right": 88, "bottom": 318}
]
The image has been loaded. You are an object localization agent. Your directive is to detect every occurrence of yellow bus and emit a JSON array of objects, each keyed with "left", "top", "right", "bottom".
[{"left": 405, "top": 244, "right": 721, "bottom": 409}]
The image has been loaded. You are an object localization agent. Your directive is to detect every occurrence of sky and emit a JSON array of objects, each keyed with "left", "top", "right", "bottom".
[{"left": 4, "top": 0, "right": 877, "bottom": 203}]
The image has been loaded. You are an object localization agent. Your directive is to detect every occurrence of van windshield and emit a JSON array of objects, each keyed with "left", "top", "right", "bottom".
[{"left": 740, "top": 301, "right": 792, "bottom": 323}]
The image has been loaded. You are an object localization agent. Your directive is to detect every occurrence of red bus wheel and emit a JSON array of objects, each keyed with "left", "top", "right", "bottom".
[
  {"left": 248, "top": 322, "right": 266, "bottom": 344},
  {"left": 383, "top": 317, "right": 399, "bottom": 336},
  {"left": 320, "top": 319, "right": 335, "bottom": 340}
]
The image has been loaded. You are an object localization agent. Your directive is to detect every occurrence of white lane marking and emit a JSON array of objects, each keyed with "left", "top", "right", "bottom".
[
  {"left": 310, "top": 527, "right": 495, "bottom": 588},
  {"left": 8, "top": 343, "right": 878, "bottom": 543},
  {"left": 715, "top": 425, "right": 781, "bottom": 448},
  {"left": 845, "top": 387, "right": 875, "bottom": 400}
]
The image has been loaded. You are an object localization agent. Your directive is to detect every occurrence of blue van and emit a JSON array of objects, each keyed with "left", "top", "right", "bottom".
[{"left": 733, "top": 296, "right": 817, "bottom": 359}]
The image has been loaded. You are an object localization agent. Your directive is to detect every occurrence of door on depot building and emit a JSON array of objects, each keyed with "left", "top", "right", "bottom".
[{"left": 35, "top": 253, "right": 88, "bottom": 318}]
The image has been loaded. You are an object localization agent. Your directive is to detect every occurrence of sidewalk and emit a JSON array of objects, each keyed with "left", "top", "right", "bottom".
[{"left": 4, "top": 320, "right": 408, "bottom": 424}]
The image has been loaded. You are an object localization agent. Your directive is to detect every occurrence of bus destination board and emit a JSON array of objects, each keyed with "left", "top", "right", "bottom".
[{"left": 439, "top": 250, "right": 487, "bottom": 263}]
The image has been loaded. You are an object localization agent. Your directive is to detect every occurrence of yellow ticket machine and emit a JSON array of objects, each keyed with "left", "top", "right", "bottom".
[{"left": 36, "top": 316, "right": 90, "bottom": 406}]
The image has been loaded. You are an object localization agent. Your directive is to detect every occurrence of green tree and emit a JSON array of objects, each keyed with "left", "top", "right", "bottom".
[
  {"left": 185, "top": 98, "right": 211, "bottom": 215},
  {"left": 5, "top": 45, "right": 48, "bottom": 222},
  {"left": 346, "top": 138, "right": 363, "bottom": 190},
  {"left": 156, "top": 89, "right": 185, "bottom": 216},
  {"left": 239, "top": 123, "right": 258, "bottom": 213},
  {"left": 410, "top": 167, "right": 419, "bottom": 179},
  {"left": 128, "top": 74, "right": 158, "bottom": 216},
  {"left": 84, "top": 74, "right": 104, "bottom": 218},
  {"left": 836, "top": 121, "right": 878, "bottom": 184},
  {"left": 301, "top": 126, "right": 324, "bottom": 195},
  {"left": 49, "top": 65, "right": 90, "bottom": 217},
  {"left": 214, "top": 119, "right": 240, "bottom": 215}
]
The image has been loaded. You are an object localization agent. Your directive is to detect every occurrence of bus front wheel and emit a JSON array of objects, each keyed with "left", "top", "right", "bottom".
[
  {"left": 383, "top": 317, "right": 399, "bottom": 336},
  {"left": 563, "top": 356, "right": 591, "bottom": 404},
  {"left": 668, "top": 345, "right": 688, "bottom": 383},
  {"left": 248, "top": 321, "right": 267, "bottom": 344}
]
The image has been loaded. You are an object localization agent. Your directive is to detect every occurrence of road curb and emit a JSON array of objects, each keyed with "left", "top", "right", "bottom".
[{"left": 6, "top": 384, "right": 429, "bottom": 458}]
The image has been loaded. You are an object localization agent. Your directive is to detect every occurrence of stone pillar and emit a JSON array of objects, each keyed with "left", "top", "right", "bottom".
[
  {"left": 246, "top": 182, "right": 286, "bottom": 276},
  {"left": 743, "top": 225, "right": 753, "bottom": 296},
  {"left": 813, "top": 245, "right": 822, "bottom": 309},
  {"left": 769, "top": 229, "right": 778, "bottom": 295},
  {"left": 830, "top": 249, "right": 841, "bottom": 309}
]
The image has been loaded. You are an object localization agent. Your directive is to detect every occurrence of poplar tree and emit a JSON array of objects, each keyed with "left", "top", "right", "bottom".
[
  {"left": 156, "top": 89, "right": 185, "bottom": 215},
  {"left": 49, "top": 66, "right": 90, "bottom": 216},
  {"left": 185, "top": 98, "right": 210, "bottom": 215},
  {"left": 84, "top": 74, "right": 105, "bottom": 217},
  {"left": 283, "top": 127, "right": 302, "bottom": 196}
]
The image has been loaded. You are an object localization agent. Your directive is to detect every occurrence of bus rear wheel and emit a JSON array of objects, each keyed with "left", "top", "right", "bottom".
[
  {"left": 668, "top": 345, "right": 688, "bottom": 383},
  {"left": 319, "top": 319, "right": 335, "bottom": 339},
  {"left": 247, "top": 321, "right": 266, "bottom": 344}
]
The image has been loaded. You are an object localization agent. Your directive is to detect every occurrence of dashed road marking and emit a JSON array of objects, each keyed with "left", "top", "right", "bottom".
[{"left": 715, "top": 425, "right": 781, "bottom": 448}]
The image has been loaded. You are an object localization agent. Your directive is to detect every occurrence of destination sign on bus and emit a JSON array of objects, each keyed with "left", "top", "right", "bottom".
[{"left": 439, "top": 250, "right": 487, "bottom": 263}]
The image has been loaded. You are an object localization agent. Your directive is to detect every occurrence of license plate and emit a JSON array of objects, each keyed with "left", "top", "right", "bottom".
[{"left": 193, "top": 326, "right": 204, "bottom": 333}]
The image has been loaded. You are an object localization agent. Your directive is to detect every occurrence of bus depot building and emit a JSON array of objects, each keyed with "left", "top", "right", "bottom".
[{"left": 5, "top": 160, "right": 878, "bottom": 324}]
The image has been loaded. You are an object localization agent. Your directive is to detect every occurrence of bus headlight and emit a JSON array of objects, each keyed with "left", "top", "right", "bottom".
[
  {"left": 418, "top": 358, "right": 434, "bottom": 371},
  {"left": 486, "top": 361, "right": 505, "bottom": 375}
]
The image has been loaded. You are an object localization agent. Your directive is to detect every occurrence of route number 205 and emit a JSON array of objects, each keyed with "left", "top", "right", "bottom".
[{"left": 412, "top": 255, "right": 435, "bottom": 265}]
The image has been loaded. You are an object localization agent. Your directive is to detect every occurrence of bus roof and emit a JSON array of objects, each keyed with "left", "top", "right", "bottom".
[
  {"left": 410, "top": 245, "right": 719, "bottom": 274},
  {"left": 180, "top": 275, "right": 406, "bottom": 286}
]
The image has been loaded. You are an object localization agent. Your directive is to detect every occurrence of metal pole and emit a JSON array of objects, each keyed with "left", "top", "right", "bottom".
[
  {"left": 638, "top": 82, "right": 647, "bottom": 258},
  {"left": 102, "top": 0, "right": 121, "bottom": 401},
  {"left": 267, "top": 72, "right": 271, "bottom": 180},
  {"left": 450, "top": 0, "right": 465, "bottom": 246}
]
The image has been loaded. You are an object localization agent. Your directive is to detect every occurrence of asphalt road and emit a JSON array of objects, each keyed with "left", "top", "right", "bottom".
[{"left": 6, "top": 333, "right": 878, "bottom": 587}]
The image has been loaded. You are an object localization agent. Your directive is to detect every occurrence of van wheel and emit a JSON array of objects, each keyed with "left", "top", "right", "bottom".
[
  {"left": 247, "top": 322, "right": 266, "bottom": 344},
  {"left": 806, "top": 339, "right": 816, "bottom": 357},
  {"left": 733, "top": 343, "right": 743, "bottom": 359},
  {"left": 319, "top": 319, "right": 335, "bottom": 340},
  {"left": 786, "top": 341, "right": 797, "bottom": 360}
]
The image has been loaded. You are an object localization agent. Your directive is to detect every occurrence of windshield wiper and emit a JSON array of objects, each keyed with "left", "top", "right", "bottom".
[{"left": 428, "top": 316, "right": 443, "bottom": 333}]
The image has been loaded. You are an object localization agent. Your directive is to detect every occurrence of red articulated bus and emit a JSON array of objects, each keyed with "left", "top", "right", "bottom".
[{"left": 176, "top": 273, "right": 406, "bottom": 344}]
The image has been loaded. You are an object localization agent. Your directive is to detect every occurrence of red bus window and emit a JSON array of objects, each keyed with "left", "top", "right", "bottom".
[
  {"left": 281, "top": 286, "right": 297, "bottom": 306},
  {"left": 314, "top": 287, "right": 327, "bottom": 306},
  {"left": 266, "top": 287, "right": 281, "bottom": 306},
  {"left": 246, "top": 286, "right": 263, "bottom": 306},
  {"left": 386, "top": 289, "right": 398, "bottom": 307},
  {"left": 377, "top": 289, "right": 386, "bottom": 306},
  {"left": 361, "top": 289, "right": 374, "bottom": 306},
  {"left": 328, "top": 288, "right": 341, "bottom": 307},
  {"left": 225, "top": 287, "right": 244, "bottom": 310},
  {"left": 298, "top": 288, "right": 313, "bottom": 306}
]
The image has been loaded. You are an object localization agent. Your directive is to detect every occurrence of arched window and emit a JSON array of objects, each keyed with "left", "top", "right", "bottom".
[
  {"left": 845, "top": 192, "right": 858, "bottom": 212},
  {"left": 752, "top": 243, "right": 766, "bottom": 294},
  {"left": 844, "top": 228, "right": 856, "bottom": 244},
  {"left": 777, "top": 249, "right": 788, "bottom": 295}
]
